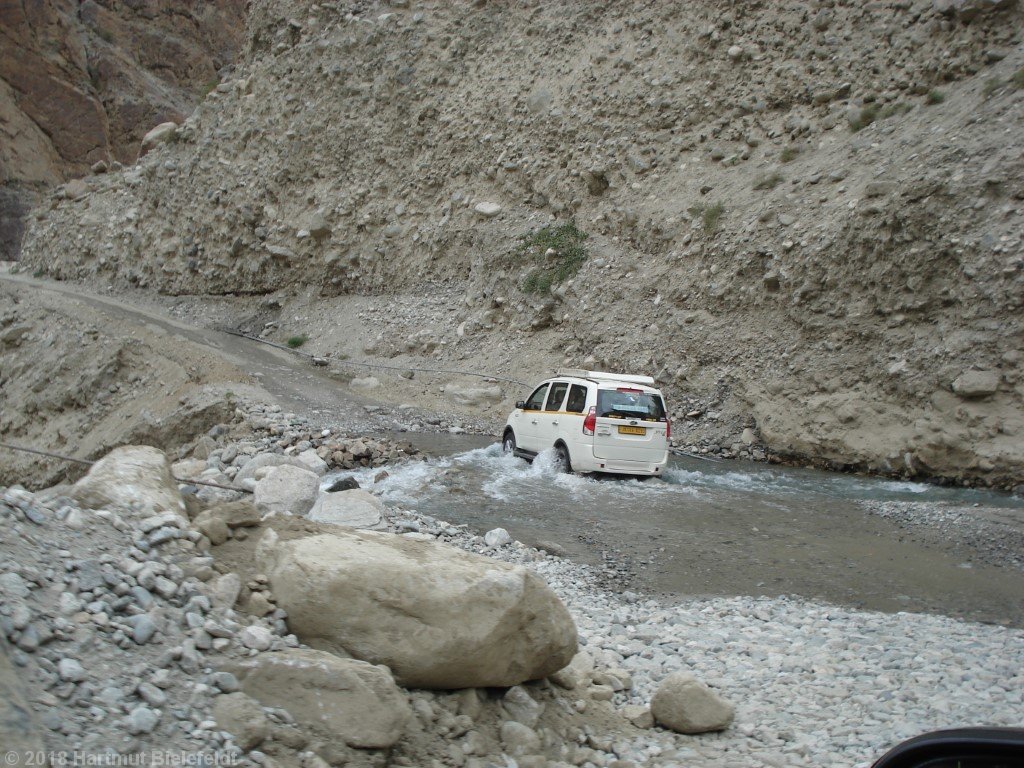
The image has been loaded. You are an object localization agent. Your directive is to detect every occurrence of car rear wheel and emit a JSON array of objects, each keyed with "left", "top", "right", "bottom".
[
  {"left": 502, "top": 431, "right": 517, "bottom": 454},
  {"left": 553, "top": 444, "right": 572, "bottom": 474}
]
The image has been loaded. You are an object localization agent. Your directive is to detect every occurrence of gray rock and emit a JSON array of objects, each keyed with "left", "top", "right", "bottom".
[
  {"left": 502, "top": 686, "right": 542, "bottom": 728},
  {"left": 484, "top": 528, "right": 513, "bottom": 547},
  {"left": 126, "top": 706, "right": 160, "bottom": 735},
  {"left": 473, "top": 201, "right": 502, "bottom": 217},
  {"left": 212, "top": 672, "right": 241, "bottom": 693},
  {"left": 952, "top": 370, "right": 1000, "bottom": 399},
  {"left": 307, "top": 489, "right": 384, "bottom": 529},
  {"left": 651, "top": 671, "right": 735, "bottom": 734},
  {"left": 240, "top": 625, "right": 273, "bottom": 651},
  {"left": 210, "top": 573, "right": 242, "bottom": 609},
  {"left": 137, "top": 682, "right": 168, "bottom": 707},
  {"left": 325, "top": 476, "right": 359, "bottom": 492},
  {"left": 130, "top": 614, "right": 158, "bottom": 645},
  {"left": 500, "top": 721, "right": 541, "bottom": 756},
  {"left": 0, "top": 573, "right": 29, "bottom": 599},
  {"left": 254, "top": 465, "right": 320, "bottom": 517},
  {"left": 212, "top": 693, "right": 269, "bottom": 750},
  {"left": 230, "top": 648, "right": 410, "bottom": 749},
  {"left": 130, "top": 586, "right": 154, "bottom": 610},
  {"left": 58, "top": 658, "right": 86, "bottom": 682}
]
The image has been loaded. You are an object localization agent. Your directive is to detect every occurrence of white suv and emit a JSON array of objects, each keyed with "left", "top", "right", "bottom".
[{"left": 502, "top": 369, "right": 671, "bottom": 477}]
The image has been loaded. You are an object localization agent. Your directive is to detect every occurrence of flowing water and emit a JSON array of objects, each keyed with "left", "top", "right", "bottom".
[{"left": 331, "top": 438, "right": 1024, "bottom": 627}]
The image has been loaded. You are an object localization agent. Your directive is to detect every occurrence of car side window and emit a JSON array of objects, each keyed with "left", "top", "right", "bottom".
[
  {"left": 565, "top": 384, "right": 588, "bottom": 413},
  {"left": 523, "top": 384, "right": 549, "bottom": 411},
  {"left": 545, "top": 382, "right": 569, "bottom": 411}
]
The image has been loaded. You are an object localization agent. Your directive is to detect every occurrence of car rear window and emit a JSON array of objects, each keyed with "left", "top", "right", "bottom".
[
  {"left": 565, "top": 384, "right": 588, "bottom": 413},
  {"left": 597, "top": 389, "right": 666, "bottom": 421}
]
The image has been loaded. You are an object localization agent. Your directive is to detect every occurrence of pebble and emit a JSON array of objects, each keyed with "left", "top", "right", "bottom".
[
  {"left": 126, "top": 706, "right": 160, "bottom": 735},
  {"left": 58, "top": 658, "right": 87, "bottom": 682},
  {"left": 239, "top": 625, "right": 273, "bottom": 651},
  {"left": 137, "top": 681, "right": 168, "bottom": 707},
  {"left": 130, "top": 614, "right": 158, "bottom": 644}
]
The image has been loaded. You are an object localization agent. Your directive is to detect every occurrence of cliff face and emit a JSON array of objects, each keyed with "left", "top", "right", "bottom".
[
  {"left": 0, "top": 0, "right": 248, "bottom": 259},
  {"left": 19, "top": 0, "right": 1024, "bottom": 488}
]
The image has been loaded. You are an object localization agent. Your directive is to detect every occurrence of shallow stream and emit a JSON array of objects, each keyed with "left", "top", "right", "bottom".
[{"left": 329, "top": 436, "right": 1024, "bottom": 627}]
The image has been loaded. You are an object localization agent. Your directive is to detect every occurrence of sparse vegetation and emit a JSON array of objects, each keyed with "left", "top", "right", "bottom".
[
  {"left": 201, "top": 79, "right": 220, "bottom": 97},
  {"left": 1011, "top": 67, "right": 1024, "bottom": 89},
  {"left": 95, "top": 27, "right": 115, "bottom": 44},
  {"left": 518, "top": 222, "right": 588, "bottom": 294},
  {"left": 848, "top": 105, "right": 878, "bottom": 132},
  {"left": 779, "top": 147, "right": 798, "bottom": 163},
  {"left": 688, "top": 202, "right": 725, "bottom": 232},
  {"left": 982, "top": 77, "right": 1004, "bottom": 99},
  {"left": 286, "top": 334, "right": 309, "bottom": 348},
  {"left": 225, "top": 390, "right": 236, "bottom": 402},
  {"left": 926, "top": 89, "right": 945, "bottom": 105},
  {"left": 753, "top": 172, "right": 785, "bottom": 191},
  {"left": 32, "top": 268, "right": 45, "bottom": 279},
  {"left": 879, "top": 102, "right": 912, "bottom": 119}
]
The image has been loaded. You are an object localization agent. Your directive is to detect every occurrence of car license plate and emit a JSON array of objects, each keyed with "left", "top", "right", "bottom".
[{"left": 618, "top": 425, "right": 646, "bottom": 435}]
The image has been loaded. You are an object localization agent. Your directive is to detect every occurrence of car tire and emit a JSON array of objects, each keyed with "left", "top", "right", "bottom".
[
  {"left": 554, "top": 444, "right": 572, "bottom": 474},
  {"left": 502, "top": 431, "right": 517, "bottom": 455}
]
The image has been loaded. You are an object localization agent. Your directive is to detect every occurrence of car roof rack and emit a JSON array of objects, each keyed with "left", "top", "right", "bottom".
[{"left": 556, "top": 369, "right": 656, "bottom": 387}]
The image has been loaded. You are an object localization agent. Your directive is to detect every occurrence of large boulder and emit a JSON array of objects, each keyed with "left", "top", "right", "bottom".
[
  {"left": 256, "top": 529, "right": 578, "bottom": 689},
  {"left": 650, "top": 672, "right": 735, "bottom": 734},
  {"left": 253, "top": 465, "right": 319, "bottom": 517},
  {"left": 140, "top": 121, "right": 178, "bottom": 154},
  {"left": 68, "top": 446, "right": 186, "bottom": 522},
  {"left": 228, "top": 648, "right": 410, "bottom": 749},
  {"left": 307, "top": 489, "right": 385, "bottom": 529}
]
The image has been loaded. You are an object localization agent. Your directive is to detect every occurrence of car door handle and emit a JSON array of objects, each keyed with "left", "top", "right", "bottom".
[
  {"left": 551, "top": 420, "right": 559, "bottom": 426},
  {"left": 530, "top": 419, "right": 538, "bottom": 424}
]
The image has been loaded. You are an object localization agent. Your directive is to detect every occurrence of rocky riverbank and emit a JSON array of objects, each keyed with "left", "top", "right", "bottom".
[{"left": 2, "top": 402, "right": 1022, "bottom": 768}]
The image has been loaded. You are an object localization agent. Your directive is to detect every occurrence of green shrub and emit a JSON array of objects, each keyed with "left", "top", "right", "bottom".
[
  {"left": 286, "top": 335, "right": 308, "bottom": 348},
  {"left": 753, "top": 172, "right": 784, "bottom": 191},
  {"left": 982, "top": 77, "right": 1004, "bottom": 98},
  {"left": 1011, "top": 67, "right": 1024, "bottom": 89},
  {"left": 926, "top": 89, "right": 945, "bottom": 105},
  {"left": 518, "top": 223, "right": 588, "bottom": 294},
  {"left": 779, "top": 147, "right": 798, "bottom": 163},
  {"left": 848, "top": 105, "right": 878, "bottom": 132},
  {"left": 688, "top": 202, "right": 725, "bottom": 232}
]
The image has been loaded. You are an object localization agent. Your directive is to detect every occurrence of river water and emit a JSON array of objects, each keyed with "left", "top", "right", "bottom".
[{"left": 331, "top": 436, "right": 1024, "bottom": 627}]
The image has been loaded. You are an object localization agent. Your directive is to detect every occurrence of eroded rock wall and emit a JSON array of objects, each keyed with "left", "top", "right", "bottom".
[{"left": 0, "top": 0, "right": 247, "bottom": 259}]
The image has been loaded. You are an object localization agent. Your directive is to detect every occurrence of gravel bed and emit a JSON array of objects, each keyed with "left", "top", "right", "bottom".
[
  {"left": 396, "top": 507, "right": 1024, "bottom": 768},
  {"left": 862, "top": 499, "right": 1024, "bottom": 572}
]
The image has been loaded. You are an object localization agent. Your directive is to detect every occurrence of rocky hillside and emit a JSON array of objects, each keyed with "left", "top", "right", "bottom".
[
  {"left": 20, "top": 0, "right": 1024, "bottom": 489},
  {"left": 0, "top": 0, "right": 247, "bottom": 259}
]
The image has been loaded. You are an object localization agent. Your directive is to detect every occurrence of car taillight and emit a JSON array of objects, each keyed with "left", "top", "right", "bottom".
[
  {"left": 666, "top": 418, "right": 671, "bottom": 441},
  {"left": 583, "top": 407, "right": 596, "bottom": 436}
]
